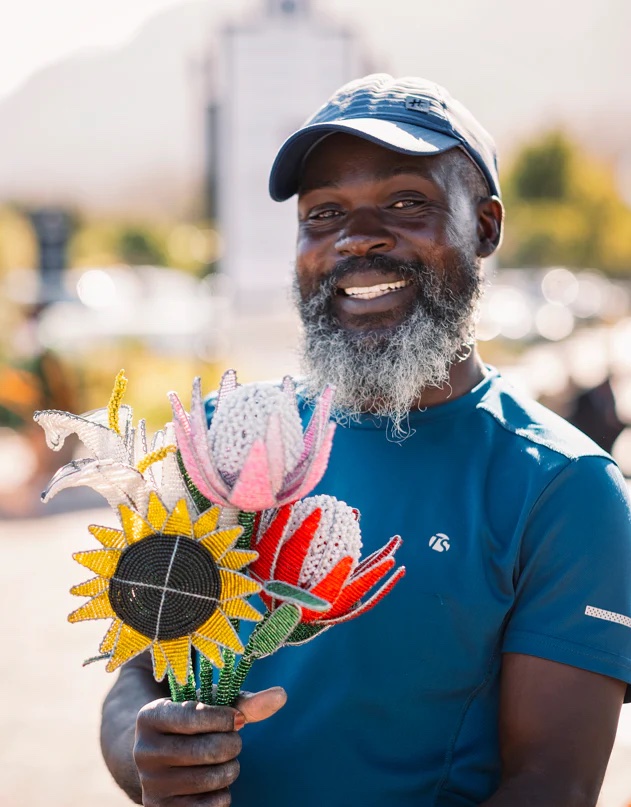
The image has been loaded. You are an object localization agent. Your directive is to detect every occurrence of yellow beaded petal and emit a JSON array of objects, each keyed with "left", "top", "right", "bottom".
[
  {"left": 146, "top": 491, "right": 168, "bottom": 531},
  {"left": 158, "top": 637, "right": 191, "bottom": 685},
  {"left": 192, "top": 634, "right": 225, "bottom": 668},
  {"left": 221, "top": 550, "right": 258, "bottom": 571},
  {"left": 88, "top": 524, "right": 127, "bottom": 550},
  {"left": 219, "top": 569, "right": 261, "bottom": 600},
  {"left": 196, "top": 609, "right": 244, "bottom": 653},
  {"left": 162, "top": 499, "right": 193, "bottom": 538},
  {"left": 107, "top": 625, "right": 152, "bottom": 672},
  {"left": 119, "top": 506, "right": 153, "bottom": 544},
  {"left": 100, "top": 619, "right": 123, "bottom": 654},
  {"left": 200, "top": 528, "right": 242, "bottom": 559},
  {"left": 152, "top": 643, "right": 169, "bottom": 681},
  {"left": 222, "top": 598, "right": 263, "bottom": 622},
  {"left": 73, "top": 549, "right": 121, "bottom": 579},
  {"left": 193, "top": 507, "right": 221, "bottom": 539},
  {"left": 68, "top": 591, "right": 115, "bottom": 623},
  {"left": 70, "top": 576, "right": 109, "bottom": 597}
]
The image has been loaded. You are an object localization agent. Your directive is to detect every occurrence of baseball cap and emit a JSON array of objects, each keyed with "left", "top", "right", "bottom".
[{"left": 269, "top": 73, "right": 500, "bottom": 201}]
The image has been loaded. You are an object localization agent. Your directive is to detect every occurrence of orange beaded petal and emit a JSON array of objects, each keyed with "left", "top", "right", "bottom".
[
  {"left": 273, "top": 508, "right": 322, "bottom": 586},
  {"left": 250, "top": 504, "right": 292, "bottom": 580}
]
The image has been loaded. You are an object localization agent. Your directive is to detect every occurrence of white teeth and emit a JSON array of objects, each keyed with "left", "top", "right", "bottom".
[{"left": 342, "top": 280, "right": 410, "bottom": 300}]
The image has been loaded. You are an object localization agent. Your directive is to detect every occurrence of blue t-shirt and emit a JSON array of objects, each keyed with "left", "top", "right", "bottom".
[{"left": 207, "top": 368, "right": 631, "bottom": 807}]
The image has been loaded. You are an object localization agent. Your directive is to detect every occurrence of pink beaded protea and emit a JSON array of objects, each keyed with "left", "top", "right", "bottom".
[{"left": 169, "top": 371, "right": 336, "bottom": 511}]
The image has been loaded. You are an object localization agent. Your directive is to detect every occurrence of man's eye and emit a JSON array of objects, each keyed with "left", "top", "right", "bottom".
[
  {"left": 309, "top": 208, "right": 341, "bottom": 220},
  {"left": 391, "top": 199, "right": 422, "bottom": 209}
]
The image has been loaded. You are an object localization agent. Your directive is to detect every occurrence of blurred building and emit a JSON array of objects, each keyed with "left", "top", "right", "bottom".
[{"left": 208, "top": 0, "right": 366, "bottom": 318}]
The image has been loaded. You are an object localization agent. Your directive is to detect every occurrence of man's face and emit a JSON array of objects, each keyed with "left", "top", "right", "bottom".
[{"left": 294, "top": 133, "right": 485, "bottom": 432}]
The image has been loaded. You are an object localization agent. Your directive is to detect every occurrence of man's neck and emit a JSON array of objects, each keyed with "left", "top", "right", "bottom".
[{"left": 411, "top": 347, "right": 487, "bottom": 409}]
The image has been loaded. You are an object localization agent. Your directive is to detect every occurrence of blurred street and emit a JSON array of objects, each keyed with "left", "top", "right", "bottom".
[
  {"left": 0, "top": 508, "right": 129, "bottom": 807},
  {"left": 0, "top": 506, "right": 630, "bottom": 807}
]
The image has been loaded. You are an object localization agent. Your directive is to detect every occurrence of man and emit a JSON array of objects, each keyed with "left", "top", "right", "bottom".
[{"left": 101, "top": 74, "right": 631, "bottom": 806}]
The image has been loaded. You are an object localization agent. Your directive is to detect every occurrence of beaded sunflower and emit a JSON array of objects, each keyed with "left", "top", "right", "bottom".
[{"left": 69, "top": 492, "right": 261, "bottom": 684}]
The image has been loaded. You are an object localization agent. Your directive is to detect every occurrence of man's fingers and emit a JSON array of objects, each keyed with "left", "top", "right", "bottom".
[
  {"left": 135, "top": 728, "right": 242, "bottom": 767},
  {"left": 138, "top": 698, "right": 239, "bottom": 735},
  {"left": 150, "top": 759, "right": 240, "bottom": 796},
  {"left": 164, "top": 789, "right": 232, "bottom": 807},
  {"left": 234, "top": 687, "right": 287, "bottom": 724}
]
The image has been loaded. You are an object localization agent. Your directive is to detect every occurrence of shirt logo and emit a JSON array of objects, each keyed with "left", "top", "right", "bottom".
[{"left": 429, "top": 533, "right": 450, "bottom": 553}]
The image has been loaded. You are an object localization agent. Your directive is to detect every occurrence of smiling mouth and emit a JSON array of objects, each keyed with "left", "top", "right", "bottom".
[{"left": 339, "top": 279, "right": 411, "bottom": 300}]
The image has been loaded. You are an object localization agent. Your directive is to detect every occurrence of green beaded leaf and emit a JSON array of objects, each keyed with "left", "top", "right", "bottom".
[
  {"left": 247, "top": 602, "right": 302, "bottom": 658},
  {"left": 284, "top": 622, "right": 327, "bottom": 646},
  {"left": 263, "top": 580, "right": 330, "bottom": 612}
]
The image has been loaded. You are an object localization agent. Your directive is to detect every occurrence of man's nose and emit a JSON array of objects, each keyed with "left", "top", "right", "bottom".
[{"left": 334, "top": 210, "right": 396, "bottom": 257}]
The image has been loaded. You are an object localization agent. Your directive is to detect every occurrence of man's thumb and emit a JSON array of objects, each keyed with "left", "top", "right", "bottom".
[{"left": 233, "top": 686, "right": 287, "bottom": 726}]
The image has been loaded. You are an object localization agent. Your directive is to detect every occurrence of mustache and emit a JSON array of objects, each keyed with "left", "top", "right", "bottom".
[
  {"left": 300, "top": 254, "right": 452, "bottom": 324},
  {"left": 317, "top": 254, "right": 430, "bottom": 291}
]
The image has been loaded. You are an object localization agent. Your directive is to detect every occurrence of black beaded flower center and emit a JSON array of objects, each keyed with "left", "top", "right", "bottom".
[{"left": 109, "top": 534, "right": 221, "bottom": 640}]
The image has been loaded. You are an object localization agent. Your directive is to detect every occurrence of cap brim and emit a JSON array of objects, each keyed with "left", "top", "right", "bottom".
[{"left": 269, "top": 118, "right": 461, "bottom": 201}]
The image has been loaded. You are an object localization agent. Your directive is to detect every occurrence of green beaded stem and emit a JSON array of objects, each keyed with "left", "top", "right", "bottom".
[
  {"left": 227, "top": 604, "right": 302, "bottom": 704},
  {"left": 198, "top": 654, "right": 215, "bottom": 705},
  {"left": 237, "top": 510, "right": 256, "bottom": 550},
  {"left": 168, "top": 664, "right": 197, "bottom": 702},
  {"left": 215, "top": 512, "right": 254, "bottom": 704},
  {"left": 215, "top": 647, "right": 237, "bottom": 706},
  {"left": 176, "top": 450, "right": 213, "bottom": 512},
  {"left": 229, "top": 653, "right": 255, "bottom": 701}
]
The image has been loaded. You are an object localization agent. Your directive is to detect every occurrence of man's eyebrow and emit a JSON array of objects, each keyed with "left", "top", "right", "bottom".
[
  {"left": 386, "top": 165, "right": 435, "bottom": 180},
  {"left": 299, "top": 164, "right": 436, "bottom": 195},
  {"left": 299, "top": 178, "right": 340, "bottom": 194}
]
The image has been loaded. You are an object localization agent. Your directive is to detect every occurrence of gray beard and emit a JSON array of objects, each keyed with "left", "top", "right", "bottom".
[{"left": 295, "top": 255, "right": 481, "bottom": 437}]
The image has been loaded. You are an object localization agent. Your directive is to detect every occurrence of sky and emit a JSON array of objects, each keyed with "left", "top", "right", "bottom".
[{"left": 0, "top": 0, "right": 184, "bottom": 99}]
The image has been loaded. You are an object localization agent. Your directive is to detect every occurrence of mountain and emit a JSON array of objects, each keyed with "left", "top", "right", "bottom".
[
  {"left": 0, "top": 0, "right": 239, "bottom": 216},
  {"left": 0, "top": 0, "right": 629, "bottom": 216}
]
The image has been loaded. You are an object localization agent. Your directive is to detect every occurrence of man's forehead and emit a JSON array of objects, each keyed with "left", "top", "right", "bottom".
[{"left": 299, "top": 134, "right": 448, "bottom": 194}]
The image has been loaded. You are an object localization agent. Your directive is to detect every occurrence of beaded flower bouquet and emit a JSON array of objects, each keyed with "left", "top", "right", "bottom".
[{"left": 35, "top": 370, "right": 405, "bottom": 705}]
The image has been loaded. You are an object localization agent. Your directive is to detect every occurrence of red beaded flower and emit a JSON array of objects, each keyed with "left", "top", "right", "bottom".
[{"left": 250, "top": 495, "right": 405, "bottom": 633}]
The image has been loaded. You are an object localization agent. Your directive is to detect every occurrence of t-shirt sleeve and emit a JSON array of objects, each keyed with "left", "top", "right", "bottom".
[{"left": 502, "top": 455, "right": 631, "bottom": 701}]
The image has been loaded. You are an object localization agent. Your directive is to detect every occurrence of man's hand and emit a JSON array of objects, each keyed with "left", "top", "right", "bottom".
[{"left": 134, "top": 688, "right": 287, "bottom": 806}]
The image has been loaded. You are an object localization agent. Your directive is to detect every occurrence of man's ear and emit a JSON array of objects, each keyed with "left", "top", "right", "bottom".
[{"left": 476, "top": 196, "right": 504, "bottom": 257}]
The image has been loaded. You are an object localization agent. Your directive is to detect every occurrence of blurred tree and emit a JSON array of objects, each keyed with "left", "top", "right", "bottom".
[
  {"left": 70, "top": 218, "right": 216, "bottom": 274},
  {"left": 0, "top": 205, "right": 37, "bottom": 274},
  {"left": 500, "top": 130, "right": 631, "bottom": 275},
  {"left": 117, "top": 226, "right": 166, "bottom": 266},
  {"left": 512, "top": 131, "right": 574, "bottom": 201}
]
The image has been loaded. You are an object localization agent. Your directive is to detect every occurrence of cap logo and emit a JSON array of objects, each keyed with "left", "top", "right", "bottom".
[{"left": 405, "top": 97, "right": 431, "bottom": 113}]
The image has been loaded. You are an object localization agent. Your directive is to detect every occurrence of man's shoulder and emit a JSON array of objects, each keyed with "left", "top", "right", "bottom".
[{"left": 478, "top": 372, "right": 612, "bottom": 465}]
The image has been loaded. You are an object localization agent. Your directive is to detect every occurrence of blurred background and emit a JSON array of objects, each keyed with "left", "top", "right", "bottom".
[{"left": 1, "top": 0, "right": 631, "bottom": 804}]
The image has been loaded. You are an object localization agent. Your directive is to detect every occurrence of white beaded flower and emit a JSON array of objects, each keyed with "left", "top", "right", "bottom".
[
  {"left": 288, "top": 495, "right": 362, "bottom": 589},
  {"left": 34, "top": 371, "right": 190, "bottom": 513},
  {"left": 170, "top": 370, "right": 336, "bottom": 511}
]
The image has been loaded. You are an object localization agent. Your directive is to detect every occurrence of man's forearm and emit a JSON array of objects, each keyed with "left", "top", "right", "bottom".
[{"left": 100, "top": 654, "right": 168, "bottom": 804}]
